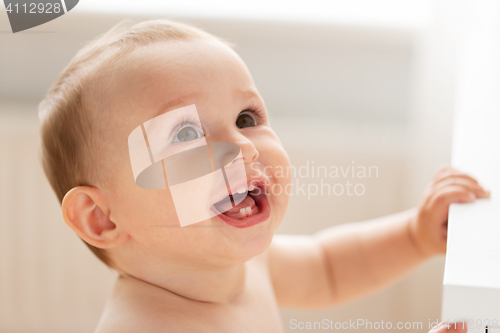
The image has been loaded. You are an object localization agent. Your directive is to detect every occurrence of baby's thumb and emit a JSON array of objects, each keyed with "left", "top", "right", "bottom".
[{"left": 429, "top": 322, "right": 467, "bottom": 333}]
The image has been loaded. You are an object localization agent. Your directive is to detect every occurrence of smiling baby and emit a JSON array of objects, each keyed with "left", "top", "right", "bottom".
[{"left": 38, "top": 20, "right": 486, "bottom": 333}]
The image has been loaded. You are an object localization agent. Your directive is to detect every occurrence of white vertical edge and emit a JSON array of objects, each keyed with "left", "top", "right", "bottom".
[{"left": 60, "top": 0, "right": 68, "bottom": 13}]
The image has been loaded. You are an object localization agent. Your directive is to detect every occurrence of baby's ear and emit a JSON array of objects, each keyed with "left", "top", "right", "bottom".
[{"left": 62, "top": 186, "right": 129, "bottom": 249}]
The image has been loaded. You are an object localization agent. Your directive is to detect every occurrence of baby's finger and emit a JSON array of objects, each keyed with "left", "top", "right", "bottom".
[
  {"left": 429, "top": 185, "right": 476, "bottom": 209},
  {"left": 432, "top": 177, "right": 490, "bottom": 199},
  {"left": 434, "top": 170, "right": 480, "bottom": 187},
  {"left": 434, "top": 165, "right": 462, "bottom": 180},
  {"left": 433, "top": 166, "right": 462, "bottom": 182}
]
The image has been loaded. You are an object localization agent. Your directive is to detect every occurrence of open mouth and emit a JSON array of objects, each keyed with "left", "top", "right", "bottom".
[{"left": 211, "top": 183, "right": 270, "bottom": 228}]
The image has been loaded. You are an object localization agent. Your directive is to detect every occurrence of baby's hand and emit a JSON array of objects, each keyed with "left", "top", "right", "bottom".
[{"left": 410, "top": 166, "right": 490, "bottom": 257}]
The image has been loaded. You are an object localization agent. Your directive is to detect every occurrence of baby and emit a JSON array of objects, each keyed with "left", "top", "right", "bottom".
[{"left": 38, "top": 20, "right": 488, "bottom": 332}]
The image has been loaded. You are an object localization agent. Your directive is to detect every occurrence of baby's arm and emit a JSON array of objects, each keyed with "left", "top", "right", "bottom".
[{"left": 267, "top": 166, "right": 489, "bottom": 308}]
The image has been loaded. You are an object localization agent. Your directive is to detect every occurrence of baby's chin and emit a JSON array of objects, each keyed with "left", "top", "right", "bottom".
[
  {"left": 205, "top": 212, "right": 278, "bottom": 262},
  {"left": 215, "top": 227, "right": 275, "bottom": 263}
]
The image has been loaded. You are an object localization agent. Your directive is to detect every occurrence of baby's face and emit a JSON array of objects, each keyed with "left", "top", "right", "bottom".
[{"left": 100, "top": 39, "right": 291, "bottom": 269}]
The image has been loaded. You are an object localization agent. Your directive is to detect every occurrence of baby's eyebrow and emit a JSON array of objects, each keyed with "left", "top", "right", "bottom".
[
  {"left": 234, "top": 88, "right": 261, "bottom": 101},
  {"left": 155, "top": 95, "right": 199, "bottom": 118}
]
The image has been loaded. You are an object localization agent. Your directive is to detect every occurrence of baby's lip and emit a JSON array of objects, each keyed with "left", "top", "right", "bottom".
[{"left": 246, "top": 177, "right": 270, "bottom": 193}]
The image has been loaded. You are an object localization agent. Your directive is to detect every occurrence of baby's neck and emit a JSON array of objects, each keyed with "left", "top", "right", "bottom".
[{"left": 119, "top": 262, "right": 247, "bottom": 304}]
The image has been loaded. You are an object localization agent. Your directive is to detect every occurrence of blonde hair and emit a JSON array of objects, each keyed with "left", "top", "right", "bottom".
[{"left": 39, "top": 19, "right": 222, "bottom": 267}]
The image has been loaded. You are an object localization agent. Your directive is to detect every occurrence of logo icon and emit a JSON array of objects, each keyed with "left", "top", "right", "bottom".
[
  {"left": 4, "top": 0, "right": 79, "bottom": 33},
  {"left": 128, "top": 105, "right": 248, "bottom": 227}
]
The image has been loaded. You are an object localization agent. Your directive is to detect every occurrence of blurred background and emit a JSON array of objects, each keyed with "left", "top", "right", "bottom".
[{"left": 0, "top": 0, "right": 464, "bottom": 332}]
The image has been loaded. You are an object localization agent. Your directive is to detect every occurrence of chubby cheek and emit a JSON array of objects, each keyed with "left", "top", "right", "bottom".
[
  {"left": 256, "top": 141, "right": 291, "bottom": 229},
  {"left": 112, "top": 182, "right": 179, "bottom": 238},
  {"left": 111, "top": 183, "right": 227, "bottom": 257},
  {"left": 270, "top": 153, "right": 292, "bottom": 227}
]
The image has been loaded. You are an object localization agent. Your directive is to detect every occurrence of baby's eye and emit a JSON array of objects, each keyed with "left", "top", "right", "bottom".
[
  {"left": 236, "top": 113, "right": 256, "bottom": 129},
  {"left": 174, "top": 126, "right": 203, "bottom": 142}
]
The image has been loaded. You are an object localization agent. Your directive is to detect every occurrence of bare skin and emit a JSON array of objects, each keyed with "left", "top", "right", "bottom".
[
  {"left": 97, "top": 254, "right": 283, "bottom": 333},
  {"left": 60, "top": 38, "right": 489, "bottom": 333}
]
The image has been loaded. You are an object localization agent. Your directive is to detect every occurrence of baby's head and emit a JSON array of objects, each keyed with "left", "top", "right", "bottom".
[{"left": 39, "top": 20, "right": 291, "bottom": 273}]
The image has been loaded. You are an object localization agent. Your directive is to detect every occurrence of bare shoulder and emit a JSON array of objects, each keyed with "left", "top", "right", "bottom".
[{"left": 94, "top": 276, "right": 216, "bottom": 333}]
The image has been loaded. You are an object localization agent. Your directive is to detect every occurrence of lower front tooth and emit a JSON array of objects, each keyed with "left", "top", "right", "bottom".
[
  {"left": 239, "top": 208, "right": 246, "bottom": 215},
  {"left": 245, "top": 206, "right": 252, "bottom": 214}
]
